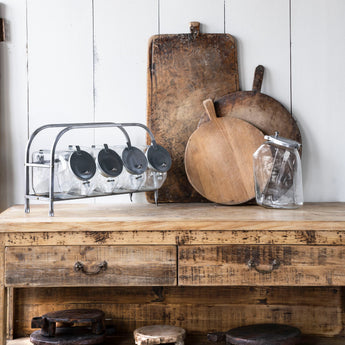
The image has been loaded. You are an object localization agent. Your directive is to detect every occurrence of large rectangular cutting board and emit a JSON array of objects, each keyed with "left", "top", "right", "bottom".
[{"left": 146, "top": 22, "right": 239, "bottom": 203}]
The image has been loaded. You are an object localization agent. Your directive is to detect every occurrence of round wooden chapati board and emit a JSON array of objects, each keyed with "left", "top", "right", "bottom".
[
  {"left": 185, "top": 100, "right": 264, "bottom": 205},
  {"left": 225, "top": 323, "right": 301, "bottom": 345},
  {"left": 134, "top": 325, "right": 186, "bottom": 345},
  {"left": 199, "top": 66, "right": 302, "bottom": 150}
]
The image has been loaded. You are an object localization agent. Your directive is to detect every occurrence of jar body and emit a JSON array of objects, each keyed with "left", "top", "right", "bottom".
[
  {"left": 58, "top": 147, "right": 95, "bottom": 197},
  {"left": 32, "top": 147, "right": 96, "bottom": 197},
  {"left": 253, "top": 143, "right": 303, "bottom": 209},
  {"left": 31, "top": 144, "right": 169, "bottom": 197},
  {"left": 31, "top": 150, "right": 64, "bottom": 195}
]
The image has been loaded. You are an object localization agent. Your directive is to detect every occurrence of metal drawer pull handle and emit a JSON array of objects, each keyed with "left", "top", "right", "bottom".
[
  {"left": 247, "top": 259, "right": 280, "bottom": 274},
  {"left": 74, "top": 261, "right": 108, "bottom": 275}
]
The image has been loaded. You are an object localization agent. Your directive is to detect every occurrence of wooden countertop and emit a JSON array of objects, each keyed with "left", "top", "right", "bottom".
[{"left": 0, "top": 202, "right": 344, "bottom": 232}]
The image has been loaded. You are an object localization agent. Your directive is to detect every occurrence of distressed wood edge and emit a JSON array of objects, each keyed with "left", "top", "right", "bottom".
[
  {"left": 3, "top": 230, "right": 345, "bottom": 246},
  {"left": 6, "top": 288, "right": 13, "bottom": 340},
  {"left": 1, "top": 221, "right": 345, "bottom": 232}
]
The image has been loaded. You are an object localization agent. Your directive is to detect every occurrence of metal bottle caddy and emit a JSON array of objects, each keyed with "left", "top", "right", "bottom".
[{"left": 25, "top": 122, "right": 172, "bottom": 216}]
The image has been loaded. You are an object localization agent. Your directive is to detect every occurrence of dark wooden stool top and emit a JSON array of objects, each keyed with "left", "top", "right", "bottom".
[
  {"left": 226, "top": 324, "right": 301, "bottom": 345},
  {"left": 30, "top": 309, "right": 106, "bottom": 344}
]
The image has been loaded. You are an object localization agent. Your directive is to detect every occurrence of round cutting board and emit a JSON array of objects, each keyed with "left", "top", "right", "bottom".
[
  {"left": 134, "top": 325, "right": 186, "bottom": 345},
  {"left": 226, "top": 323, "right": 301, "bottom": 345},
  {"left": 185, "top": 99, "right": 264, "bottom": 205},
  {"left": 200, "top": 65, "right": 302, "bottom": 149}
]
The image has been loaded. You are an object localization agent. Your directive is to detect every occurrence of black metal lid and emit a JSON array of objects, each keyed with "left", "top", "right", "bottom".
[
  {"left": 147, "top": 145, "right": 172, "bottom": 172},
  {"left": 122, "top": 146, "right": 148, "bottom": 175},
  {"left": 97, "top": 144, "right": 123, "bottom": 177},
  {"left": 69, "top": 146, "right": 96, "bottom": 181},
  {"left": 226, "top": 324, "right": 301, "bottom": 345}
]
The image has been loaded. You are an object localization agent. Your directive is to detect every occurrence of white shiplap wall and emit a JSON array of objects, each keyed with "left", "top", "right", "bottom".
[{"left": 0, "top": 0, "right": 344, "bottom": 210}]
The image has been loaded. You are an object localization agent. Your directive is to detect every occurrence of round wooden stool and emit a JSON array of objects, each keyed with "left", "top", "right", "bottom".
[
  {"left": 134, "top": 325, "right": 186, "bottom": 345},
  {"left": 226, "top": 324, "right": 301, "bottom": 345},
  {"left": 30, "top": 309, "right": 105, "bottom": 345}
]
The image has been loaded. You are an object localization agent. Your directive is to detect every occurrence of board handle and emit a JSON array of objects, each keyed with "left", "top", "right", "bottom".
[
  {"left": 203, "top": 99, "right": 217, "bottom": 122},
  {"left": 190, "top": 21, "right": 200, "bottom": 37},
  {"left": 252, "top": 65, "right": 265, "bottom": 92}
]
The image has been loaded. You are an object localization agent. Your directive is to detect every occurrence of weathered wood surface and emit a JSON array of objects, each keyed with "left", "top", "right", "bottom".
[
  {"left": 146, "top": 22, "right": 239, "bottom": 203},
  {"left": 179, "top": 245, "right": 345, "bottom": 286},
  {"left": 12, "top": 286, "right": 342, "bottom": 337},
  {"left": 185, "top": 99, "right": 264, "bottom": 205},
  {"left": 1, "top": 203, "right": 345, "bottom": 234},
  {"left": 5, "top": 246, "right": 176, "bottom": 287},
  {"left": 6, "top": 288, "right": 14, "bottom": 340},
  {"left": 1, "top": 203, "right": 345, "bottom": 341}
]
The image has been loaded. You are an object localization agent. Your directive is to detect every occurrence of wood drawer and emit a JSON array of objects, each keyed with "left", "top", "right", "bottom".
[
  {"left": 5, "top": 245, "right": 177, "bottom": 287},
  {"left": 178, "top": 245, "right": 345, "bottom": 286}
]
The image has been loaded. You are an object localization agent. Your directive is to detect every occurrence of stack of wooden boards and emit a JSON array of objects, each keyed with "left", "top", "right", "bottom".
[{"left": 147, "top": 22, "right": 301, "bottom": 205}]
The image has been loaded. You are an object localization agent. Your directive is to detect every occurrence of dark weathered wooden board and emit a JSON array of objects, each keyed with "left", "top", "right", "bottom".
[
  {"left": 34, "top": 309, "right": 104, "bottom": 324},
  {"left": 146, "top": 22, "right": 239, "bottom": 203},
  {"left": 31, "top": 309, "right": 105, "bottom": 337},
  {"left": 199, "top": 65, "right": 302, "bottom": 147}
]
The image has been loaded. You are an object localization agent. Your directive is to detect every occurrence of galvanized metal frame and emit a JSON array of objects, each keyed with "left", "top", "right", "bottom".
[{"left": 25, "top": 122, "right": 159, "bottom": 216}]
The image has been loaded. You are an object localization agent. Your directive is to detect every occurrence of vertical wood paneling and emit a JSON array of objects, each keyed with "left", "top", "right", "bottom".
[
  {"left": 226, "top": 0, "right": 291, "bottom": 111},
  {"left": 93, "top": 0, "right": 157, "bottom": 143},
  {"left": 160, "top": 0, "right": 225, "bottom": 34},
  {"left": 1, "top": 1, "right": 345, "bottom": 208},
  {"left": 27, "top": 0, "right": 94, "bottom": 149},
  {"left": 93, "top": 0, "right": 157, "bottom": 203},
  {"left": 291, "top": 0, "right": 345, "bottom": 202},
  {"left": 0, "top": 1, "right": 28, "bottom": 208}
]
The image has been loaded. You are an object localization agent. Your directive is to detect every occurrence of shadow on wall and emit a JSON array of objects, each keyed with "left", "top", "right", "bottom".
[{"left": 0, "top": 3, "right": 14, "bottom": 212}]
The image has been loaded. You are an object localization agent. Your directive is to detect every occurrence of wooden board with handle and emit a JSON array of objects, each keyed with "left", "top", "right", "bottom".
[
  {"left": 200, "top": 65, "right": 302, "bottom": 146},
  {"left": 184, "top": 99, "right": 264, "bottom": 205},
  {"left": 146, "top": 22, "right": 239, "bottom": 203}
]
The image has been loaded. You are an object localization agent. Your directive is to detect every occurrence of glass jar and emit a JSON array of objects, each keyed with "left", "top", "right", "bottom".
[
  {"left": 31, "top": 150, "right": 64, "bottom": 196},
  {"left": 117, "top": 145, "right": 148, "bottom": 192},
  {"left": 58, "top": 145, "right": 96, "bottom": 196},
  {"left": 253, "top": 132, "right": 303, "bottom": 209},
  {"left": 143, "top": 144, "right": 171, "bottom": 190}
]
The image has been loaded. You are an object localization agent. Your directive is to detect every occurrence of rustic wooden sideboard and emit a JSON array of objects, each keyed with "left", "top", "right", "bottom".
[{"left": 1, "top": 203, "right": 345, "bottom": 344}]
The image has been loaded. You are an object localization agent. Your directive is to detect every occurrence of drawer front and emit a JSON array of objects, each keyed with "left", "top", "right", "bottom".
[
  {"left": 178, "top": 245, "right": 345, "bottom": 286},
  {"left": 5, "top": 245, "right": 177, "bottom": 287}
]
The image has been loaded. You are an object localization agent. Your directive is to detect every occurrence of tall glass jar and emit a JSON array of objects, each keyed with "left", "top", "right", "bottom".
[{"left": 253, "top": 132, "right": 303, "bottom": 209}]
